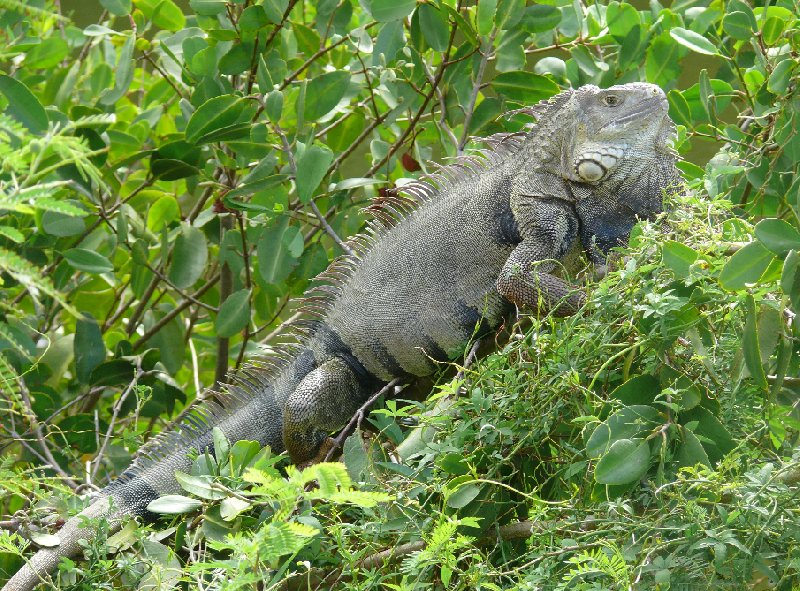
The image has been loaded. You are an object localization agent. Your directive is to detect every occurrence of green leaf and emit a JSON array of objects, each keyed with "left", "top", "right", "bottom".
[
  {"left": 189, "top": 0, "right": 226, "bottom": 15},
  {"left": 168, "top": 225, "right": 208, "bottom": 289},
  {"left": 99, "top": 33, "right": 134, "bottom": 106},
  {"left": 667, "top": 89, "right": 692, "bottom": 128},
  {"left": 369, "top": 0, "right": 416, "bottom": 22},
  {"left": 645, "top": 32, "right": 682, "bottom": 86},
  {"left": 147, "top": 196, "right": 180, "bottom": 232},
  {"left": 0, "top": 75, "right": 48, "bottom": 133},
  {"left": 240, "top": 5, "right": 269, "bottom": 32},
  {"left": 0, "top": 226, "right": 24, "bottom": 243},
  {"left": 743, "top": 295, "right": 768, "bottom": 390},
  {"left": 767, "top": 59, "right": 794, "bottom": 95},
  {"left": 447, "top": 483, "right": 482, "bottom": 508},
  {"left": 219, "top": 43, "right": 253, "bottom": 75},
  {"left": 669, "top": 28, "right": 718, "bottom": 55},
  {"left": 719, "top": 241, "right": 775, "bottom": 290},
  {"left": 304, "top": 71, "right": 350, "bottom": 121},
  {"left": 491, "top": 71, "right": 560, "bottom": 103},
  {"left": 761, "top": 16, "right": 785, "bottom": 46},
  {"left": 147, "top": 495, "right": 203, "bottom": 514},
  {"left": 151, "top": 0, "right": 185, "bottom": 31},
  {"left": 610, "top": 375, "right": 661, "bottom": 406},
  {"left": 90, "top": 359, "right": 135, "bottom": 386},
  {"left": 220, "top": 497, "right": 251, "bottom": 521},
  {"left": 662, "top": 240, "right": 698, "bottom": 279},
  {"left": 295, "top": 145, "right": 333, "bottom": 202},
  {"left": 477, "top": 0, "right": 497, "bottom": 35},
  {"left": 594, "top": 438, "right": 651, "bottom": 485},
  {"left": 722, "top": 11, "right": 755, "bottom": 40},
  {"left": 63, "top": 248, "right": 114, "bottom": 274},
  {"left": 781, "top": 250, "right": 800, "bottom": 312},
  {"left": 215, "top": 289, "right": 251, "bottom": 338},
  {"left": 58, "top": 414, "right": 108, "bottom": 453},
  {"left": 100, "top": 0, "right": 131, "bottom": 15},
  {"left": 680, "top": 406, "right": 734, "bottom": 463},
  {"left": 185, "top": 95, "right": 249, "bottom": 144},
  {"left": 257, "top": 217, "right": 304, "bottom": 285},
  {"left": 74, "top": 315, "right": 105, "bottom": 384},
  {"left": 676, "top": 428, "right": 710, "bottom": 468},
  {"left": 25, "top": 37, "right": 69, "bottom": 69},
  {"left": 175, "top": 471, "right": 228, "bottom": 500},
  {"left": 754, "top": 219, "right": 800, "bottom": 257},
  {"left": 417, "top": 4, "right": 449, "bottom": 51},
  {"left": 519, "top": 4, "right": 560, "bottom": 32},
  {"left": 606, "top": 2, "right": 640, "bottom": 39},
  {"left": 586, "top": 405, "right": 660, "bottom": 459}
]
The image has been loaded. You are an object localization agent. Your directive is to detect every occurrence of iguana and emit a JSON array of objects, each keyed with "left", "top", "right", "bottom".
[{"left": 3, "top": 82, "right": 680, "bottom": 591}]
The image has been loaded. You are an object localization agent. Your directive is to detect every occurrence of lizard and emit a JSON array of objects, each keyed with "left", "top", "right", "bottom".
[{"left": 3, "top": 82, "right": 681, "bottom": 591}]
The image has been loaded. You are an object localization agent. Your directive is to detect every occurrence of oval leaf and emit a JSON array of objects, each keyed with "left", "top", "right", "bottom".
[
  {"left": 719, "top": 241, "right": 775, "bottom": 290},
  {"left": 215, "top": 289, "right": 251, "bottom": 338},
  {"left": 754, "top": 218, "right": 800, "bottom": 257},
  {"left": 417, "top": 4, "right": 449, "bottom": 51},
  {"left": 491, "top": 71, "right": 560, "bottom": 103},
  {"left": 63, "top": 248, "right": 114, "bottom": 274},
  {"left": 296, "top": 145, "right": 334, "bottom": 202},
  {"left": 304, "top": 71, "right": 350, "bottom": 121},
  {"left": 669, "top": 28, "right": 718, "bottom": 55},
  {"left": 168, "top": 225, "right": 208, "bottom": 289},
  {"left": 595, "top": 438, "right": 651, "bottom": 485},
  {"left": 369, "top": 0, "right": 416, "bottom": 22},
  {"left": 147, "top": 494, "right": 203, "bottom": 514},
  {"left": 185, "top": 95, "right": 249, "bottom": 144},
  {"left": 0, "top": 75, "right": 48, "bottom": 133}
]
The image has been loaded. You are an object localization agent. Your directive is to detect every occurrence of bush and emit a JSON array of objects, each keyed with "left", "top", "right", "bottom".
[{"left": 0, "top": 0, "right": 798, "bottom": 589}]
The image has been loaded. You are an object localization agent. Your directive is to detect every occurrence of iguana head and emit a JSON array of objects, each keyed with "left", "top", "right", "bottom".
[{"left": 567, "top": 82, "right": 673, "bottom": 185}]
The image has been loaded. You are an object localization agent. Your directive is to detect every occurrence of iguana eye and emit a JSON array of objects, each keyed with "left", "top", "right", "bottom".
[{"left": 602, "top": 94, "right": 621, "bottom": 107}]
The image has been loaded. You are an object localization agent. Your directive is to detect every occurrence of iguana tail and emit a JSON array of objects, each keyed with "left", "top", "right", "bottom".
[{"left": 2, "top": 351, "right": 309, "bottom": 591}]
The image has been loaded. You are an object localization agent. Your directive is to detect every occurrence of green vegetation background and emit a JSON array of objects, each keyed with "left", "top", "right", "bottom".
[{"left": 0, "top": 0, "right": 799, "bottom": 589}]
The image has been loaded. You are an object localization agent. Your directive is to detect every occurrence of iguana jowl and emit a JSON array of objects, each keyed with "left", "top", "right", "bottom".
[{"left": 4, "top": 82, "right": 680, "bottom": 591}]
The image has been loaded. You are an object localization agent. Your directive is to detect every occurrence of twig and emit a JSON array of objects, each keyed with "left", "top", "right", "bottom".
[
  {"left": 235, "top": 213, "right": 254, "bottom": 370},
  {"left": 366, "top": 10, "right": 460, "bottom": 177},
  {"left": 262, "top": 0, "right": 300, "bottom": 50},
  {"left": 90, "top": 364, "right": 143, "bottom": 481},
  {"left": 273, "top": 123, "right": 354, "bottom": 256},
  {"left": 458, "top": 28, "right": 497, "bottom": 155},
  {"left": 323, "top": 378, "right": 403, "bottom": 461},
  {"left": 215, "top": 214, "right": 235, "bottom": 388},
  {"left": 18, "top": 384, "right": 78, "bottom": 490},
  {"left": 133, "top": 272, "right": 221, "bottom": 350}
]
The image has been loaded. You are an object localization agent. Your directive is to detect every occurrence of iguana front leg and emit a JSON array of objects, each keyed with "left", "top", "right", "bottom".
[
  {"left": 496, "top": 240, "right": 585, "bottom": 316},
  {"left": 282, "top": 356, "right": 365, "bottom": 465},
  {"left": 497, "top": 194, "right": 584, "bottom": 316}
]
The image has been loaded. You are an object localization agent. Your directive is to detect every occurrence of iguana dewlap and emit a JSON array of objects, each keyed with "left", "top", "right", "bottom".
[{"left": 3, "top": 82, "right": 680, "bottom": 591}]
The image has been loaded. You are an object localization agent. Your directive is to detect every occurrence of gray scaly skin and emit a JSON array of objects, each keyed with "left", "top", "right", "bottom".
[{"left": 3, "top": 82, "right": 680, "bottom": 591}]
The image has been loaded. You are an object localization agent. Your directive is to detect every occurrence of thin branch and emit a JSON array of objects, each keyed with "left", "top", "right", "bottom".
[
  {"left": 262, "top": 0, "right": 300, "bottom": 50},
  {"left": 324, "top": 378, "right": 403, "bottom": 461},
  {"left": 133, "top": 272, "right": 221, "bottom": 350},
  {"left": 19, "top": 383, "right": 78, "bottom": 490},
  {"left": 458, "top": 28, "right": 497, "bottom": 155},
  {"left": 90, "top": 363, "right": 143, "bottom": 481},
  {"left": 273, "top": 123, "right": 354, "bottom": 256},
  {"left": 366, "top": 9, "right": 460, "bottom": 177}
]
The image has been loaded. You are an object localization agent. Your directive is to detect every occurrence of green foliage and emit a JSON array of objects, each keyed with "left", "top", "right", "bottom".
[{"left": 0, "top": 0, "right": 798, "bottom": 589}]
